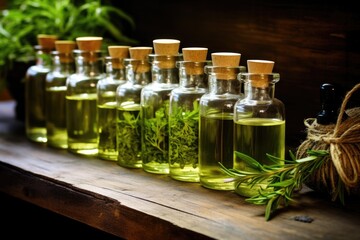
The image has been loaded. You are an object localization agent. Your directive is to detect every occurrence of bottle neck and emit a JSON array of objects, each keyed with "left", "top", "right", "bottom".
[
  {"left": 105, "top": 57, "right": 126, "bottom": 80},
  {"left": 74, "top": 50, "right": 103, "bottom": 77},
  {"left": 125, "top": 59, "right": 151, "bottom": 86},
  {"left": 148, "top": 54, "right": 182, "bottom": 84},
  {"left": 205, "top": 66, "right": 244, "bottom": 95},
  {"left": 177, "top": 61, "right": 208, "bottom": 89},
  {"left": 51, "top": 51, "right": 75, "bottom": 75},
  {"left": 240, "top": 73, "right": 280, "bottom": 101},
  {"left": 35, "top": 47, "right": 52, "bottom": 68}
]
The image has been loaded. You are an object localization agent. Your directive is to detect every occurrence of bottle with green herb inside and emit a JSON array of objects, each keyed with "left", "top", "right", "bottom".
[
  {"left": 169, "top": 47, "right": 209, "bottom": 182},
  {"left": 199, "top": 52, "right": 244, "bottom": 190},
  {"left": 45, "top": 40, "right": 76, "bottom": 149},
  {"left": 97, "top": 46, "right": 130, "bottom": 161},
  {"left": 234, "top": 60, "right": 285, "bottom": 197},
  {"left": 66, "top": 37, "right": 105, "bottom": 156},
  {"left": 141, "top": 39, "right": 182, "bottom": 174},
  {"left": 116, "top": 47, "right": 153, "bottom": 168},
  {"left": 25, "top": 34, "right": 58, "bottom": 143}
]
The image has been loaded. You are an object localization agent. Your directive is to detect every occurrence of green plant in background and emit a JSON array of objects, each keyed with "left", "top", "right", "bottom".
[
  {"left": 219, "top": 149, "right": 342, "bottom": 221},
  {"left": 169, "top": 100, "right": 200, "bottom": 169},
  {"left": 0, "top": 0, "right": 137, "bottom": 90}
]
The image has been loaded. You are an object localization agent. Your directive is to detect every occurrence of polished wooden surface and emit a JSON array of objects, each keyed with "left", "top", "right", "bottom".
[{"left": 0, "top": 100, "right": 360, "bottom": 240}]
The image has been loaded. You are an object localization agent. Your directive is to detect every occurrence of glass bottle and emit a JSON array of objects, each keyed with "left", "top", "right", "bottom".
[
  {"left": 199, "top": 52, "right": 244, "bottom": 190},
  {"left": 25, "top": 34, "right": 58, "bottom": 143},
  {"left": 66, "top": 37, "right": 105, "bottom": 156},
  {"left": 141, "top": 39, "right": 182, "bottom": 174},
  {"left": 169, "top": 47, "right": 208, "bottom": 182},
  {"left": 233, "top": 60, "right": 285, "bottom": 197},
  {"left": 45, "top": 40, "right": 76, "bottom": 149},
  {"left": 116, "top": 47, "right": 153, "bottom": 168},
  {"left": 97, "top": 46, "right": 130, "bottom": 161}
]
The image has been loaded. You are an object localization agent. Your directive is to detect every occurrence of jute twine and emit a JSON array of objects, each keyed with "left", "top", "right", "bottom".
[{"left": 296, "top": 83, "right": 360, "bottom": 200}]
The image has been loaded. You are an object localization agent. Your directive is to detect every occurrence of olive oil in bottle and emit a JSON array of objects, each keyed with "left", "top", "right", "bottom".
[
  {"left": 141, "top": 39, "right": 182, "bottom": 174},
  {"left": 97, "top": 46, "right": 130, "bottom": 161},
  {"left": 116, "top": 47, "right": 152, "bottom": 168},
  {"left": 66, "top": 37, "right": 105, "bottom": 156},
  {"left": 234, "top": 60, "right": 285, "bottom": 197},
  {"left": 25, "top": 34, "right": 58, "bottom": 143},
  {"left": 169, "top": 47, "right": 208, "bottom": 182},
  {"left": 45, "top": 40, "right": 76, "bottom": 149},
  {"left": 198, "top": 52, "right": 244, "bottom": 190}
]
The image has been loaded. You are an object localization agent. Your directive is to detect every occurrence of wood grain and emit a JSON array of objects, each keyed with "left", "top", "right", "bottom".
[{"left": 0, "top": 100, "right": 360, "bottom": 239}]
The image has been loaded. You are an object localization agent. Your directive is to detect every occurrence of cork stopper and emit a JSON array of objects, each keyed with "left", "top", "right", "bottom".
[
  {"left": 211, "top": 52, "right": 241, "bottom": 79},
  {"left": 182, "top": 47, "right": 208, "bottom": 75},
  {"left": 37, "top": 34, "right": 58, "bottom": 50},
  {"left": 108, "top": 46, "right": 130, "bottom": 69},
  {"left": 247, "top": 60, "right": 274, "bottom": 88},
  {"left": 129, "top": 47, "right": 153, "bottom": 73},
  {"left": 76, "top": 36, "right": 103, "bottom": 52},
  {"left": 55, "top": 40, "right": 76, "bottom": 63},
  {"left": 130, "top": 47, "right": 153, "bottom": 60},
  {"left": 153, "top": 39, "right": 181, "bottom": 69},
  {"left": 153, "top": 39, "right": 180, "bottom": 55}
]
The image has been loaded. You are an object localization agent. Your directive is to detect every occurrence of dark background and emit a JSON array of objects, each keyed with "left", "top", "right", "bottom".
[{"left": 115, "top": 0, "right": 360, "bottom": 147}]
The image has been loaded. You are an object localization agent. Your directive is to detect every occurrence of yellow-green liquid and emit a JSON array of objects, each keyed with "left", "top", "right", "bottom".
[
  {"left": 45, "top": 86, "right": 67, "bottom": 149},
  {"left": 117, "top": 103, "right": 141, "bottom": 168},
  {"left": 234, "top": 118, "right": 285, "bottom": 197},
  {"left": 199, "top": 113, "right": 235, "bottom": 190},
  {"left": 98, "top": 101, "right": 117, "bottom": 161},
  {"left": 25, "top": 68, "right": 48, "bottom": 143},
  {"left": 169, "top": 107, "right": 200, "bottom": 183},
  {"left": 66, "top": 93, "right": 98, "bottom": 156}
]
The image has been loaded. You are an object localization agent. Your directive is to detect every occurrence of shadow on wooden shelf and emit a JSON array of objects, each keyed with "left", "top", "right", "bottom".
[{"left": 0, "top": 191, "right": 123, "bottom": 239}]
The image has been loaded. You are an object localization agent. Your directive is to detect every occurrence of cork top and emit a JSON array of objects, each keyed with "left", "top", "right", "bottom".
[
  {"left": 247, "top": 59, "right": 275, "bottom": 88},
  {"left": 180, "top": 47, "right": 208, "bottom": 75},
  {"left": 153, "top": 39, "right": 180, "bottom": 55},
  {"left": 37, "top": 34, "right": 58, "bottom": 50},
  {"left": 76, "top": 36, "right": 103, "bottom": 51},
  {"left": 108, "top": 46, "right": 131, "bottom": 59},
  {"left": 129, "top": 47, "right": 153, "bottom": 60},
  {"left": 211, "top": 52, "right": 241, "bottom": 67},
  {"left": 55, "top": 40, "right": 76, "bottom": 53},
  {"left": 182, "top": 47, "right": 208, "bottom": 62},
  {"left": 209, "top": 52, "right": 241, "bottom": 79},
  {"left": 247, "top": 60, "right": 274, "bottom": 74}
]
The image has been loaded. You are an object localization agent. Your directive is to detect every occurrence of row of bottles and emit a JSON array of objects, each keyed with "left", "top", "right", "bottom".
[{"left": 24, "top": 35, "right": 285, "bottom": 197}]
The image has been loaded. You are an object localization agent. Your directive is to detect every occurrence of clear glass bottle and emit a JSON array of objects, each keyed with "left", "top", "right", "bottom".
[
  {"left": 66, "top": 48, "right": 105, "bottom": 156},
  {"left": 45, "top": 41, "right": 76, "bottom": 149},
  {"left": 141, "top": 53, "right": 182, "bottom": 174},
  {"left": 116, "top": 47, "right": 152, "bottom": 168},
  {"left": 25, "top": 35, "right": 57, "bottom": 143},
  {"left": 199, "top": 52, "right": 244, "bottom": 190},
  {"left": 234, "top": 68, "right": 285, "bottom": 197},
  {"left": 169, "top": 59, "right": 209, "bottom": 182},
  {"left": 97, "top": 46, "right": 129, "bottom": 161}
]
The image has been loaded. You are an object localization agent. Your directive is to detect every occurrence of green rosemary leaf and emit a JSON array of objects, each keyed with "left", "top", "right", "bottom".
[{"left": 222, "top": 149, "right": 333, "bottom": 221}]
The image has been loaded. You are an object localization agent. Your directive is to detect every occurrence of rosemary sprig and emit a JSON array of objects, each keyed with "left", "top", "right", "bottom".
[{"left": 220, "top": 149, "right": 333, "bottom": 221}]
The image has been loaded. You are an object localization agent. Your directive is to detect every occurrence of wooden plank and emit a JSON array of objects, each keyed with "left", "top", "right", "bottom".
[{"left": 1, "top": 100, "right": 360, "bottom": 240}]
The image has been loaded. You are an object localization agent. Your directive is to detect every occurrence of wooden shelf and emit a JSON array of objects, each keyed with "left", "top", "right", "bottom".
[{"left": 1, "top": 100, "right": 360, "bottom": 240}]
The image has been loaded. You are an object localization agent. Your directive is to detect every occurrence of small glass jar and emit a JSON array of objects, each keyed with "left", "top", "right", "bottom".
[
  {"left": 233, "top": 72, "right": 285, "bottom": 197},
  {"left": 199, "top": 64, "right": 245, "bottom": 190},
  {"left": 168, "top": 60, "right": 209, "bottom": 182},
  {"left": 116, "top": 57, "right": 152, "bottom": 168},
  {"left": 25, "top": 45, "right": 53, "bottom": 143},
  {"left": 97, "top": 56, "right": 127, "bottom": 161},
  {"left": 66, "top": 50, "right": 105, "bottom": 156},
  {"left": 141, "top": 54, "right": 182, "bottom": 174},
  {"left": 45, "top": 49, "right": 75, "bottom": 149}
]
